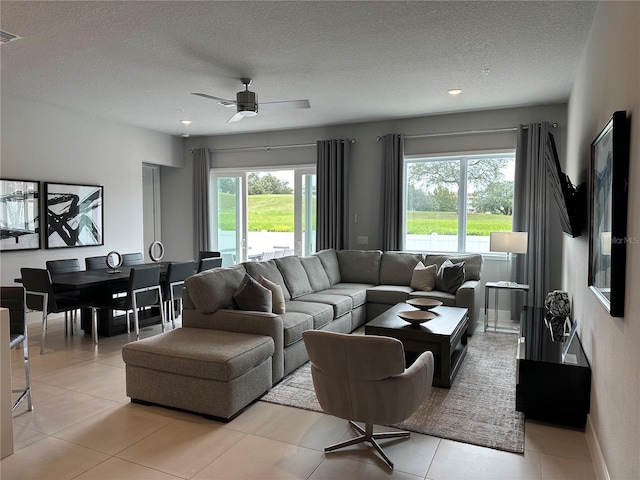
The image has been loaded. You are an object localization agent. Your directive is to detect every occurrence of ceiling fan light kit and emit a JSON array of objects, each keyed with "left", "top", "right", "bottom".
[{"left": 192, "top": 77, "right": 310, "bottom": 123}]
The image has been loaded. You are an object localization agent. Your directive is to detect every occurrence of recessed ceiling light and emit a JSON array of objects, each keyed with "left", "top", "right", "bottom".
[
  {"left": 448, "top": 89, "right": 463, "bottom": 96},
  {"left": 180, "top": 119, "right": 192, "bottom": 125},
  {"left": 182, "top": 133, "right": 190, "bottom": 137}
]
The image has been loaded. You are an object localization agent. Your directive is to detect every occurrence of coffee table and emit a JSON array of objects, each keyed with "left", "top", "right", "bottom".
[{"left": 365, "top": 303, "right": 468, "bottom": 388}]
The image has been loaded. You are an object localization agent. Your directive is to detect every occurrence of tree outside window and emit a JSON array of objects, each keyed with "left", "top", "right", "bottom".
[{"left": 405, "top": 152, "right": 515, "bottom": 253}]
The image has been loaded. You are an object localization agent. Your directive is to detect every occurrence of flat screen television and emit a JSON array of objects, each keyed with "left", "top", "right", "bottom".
[{"left": 544, "top": 132, "right": 585, "bottom": 237}]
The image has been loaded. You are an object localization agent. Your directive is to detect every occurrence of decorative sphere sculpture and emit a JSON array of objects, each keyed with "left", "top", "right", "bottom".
[{"left": 544, "top": 290, "right": 570, "bottom": 318}]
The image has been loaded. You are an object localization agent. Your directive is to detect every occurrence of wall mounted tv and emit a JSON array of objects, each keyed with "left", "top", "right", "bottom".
[{"left": 544, "top": 132, "right": 585, "bottom": 238}]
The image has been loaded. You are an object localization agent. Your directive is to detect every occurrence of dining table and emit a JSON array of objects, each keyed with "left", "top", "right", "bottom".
[{"left": 17, "top": 262, "right": 178, "bottom": 338}]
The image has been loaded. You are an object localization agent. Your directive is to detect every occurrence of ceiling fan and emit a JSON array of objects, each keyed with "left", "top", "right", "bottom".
[{"left": 192, "top": 78, "right": 310, "bottom": 123}]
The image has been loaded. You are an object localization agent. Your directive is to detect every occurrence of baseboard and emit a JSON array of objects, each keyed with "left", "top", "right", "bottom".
[{"left": 586, "top": 414, "right": 611, "bottom": 480}]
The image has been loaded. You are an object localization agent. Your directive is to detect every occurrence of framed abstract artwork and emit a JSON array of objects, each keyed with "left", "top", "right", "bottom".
[
  {"left": 44, "top": 182, "right": 104, "bottom": 249},
  {"left": 588, "top": 111, "right": 630, "bottom": 317},
  {"left": 0, "top": 178, "right": 41, "bottom": 251}
]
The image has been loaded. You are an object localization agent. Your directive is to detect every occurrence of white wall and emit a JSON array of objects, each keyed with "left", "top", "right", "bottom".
[
  {"left": 564, "top": 2, "right": 639, "bottom": 479},
  {"left": 0, "top": 95, "right": 183, "bottom": 285}
]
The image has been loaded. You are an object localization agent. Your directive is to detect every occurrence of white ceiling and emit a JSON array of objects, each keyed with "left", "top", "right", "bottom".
[{"left": 1, "top": 1, "right": 597, "bottom": 137}]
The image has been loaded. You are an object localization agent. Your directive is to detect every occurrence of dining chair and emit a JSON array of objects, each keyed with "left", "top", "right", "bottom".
[
  {"left": 0, "top": 286, "right": 33, "bottom": 411},
  {"left": 162, "top": 260, "right": 195, "bottom": 328},
  {"left": 20, "top": 268, "right": 92, "bottom": 354},
  {"left": 45, "top": 258, "right": 81, "bottom": 274},
  {"left": 198, "top": 250, "right": 221, "bottom": 263},
  {"left": 46, "top": 258, "right": 82, "bottom": 329},
  {"left": 85, "top": 255, "right": 108, "bottom": 270},
  {"left": 197, "top": 256, "right": 222, "bottom": 273},
  {"left": 91, "top": 264, "right": 165, "bottom": 343},
  {"left": 121, "top": 252, "right": 145, "bottom": 266}
]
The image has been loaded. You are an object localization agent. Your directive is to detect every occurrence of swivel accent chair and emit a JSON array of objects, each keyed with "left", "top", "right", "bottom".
[{"left": 302, "top": 330, "right": 434, "bottom": 469}]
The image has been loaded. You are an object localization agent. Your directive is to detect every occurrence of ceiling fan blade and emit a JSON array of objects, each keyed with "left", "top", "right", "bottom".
[
  {"left": 227, "top": 112, "right": 245, "bottom": 123},
  {"left": 259, "top": 99, "right": 311, "bottom": 111},
  {"left": 191, "top": 92, "right": 236, "bottom": 107}
]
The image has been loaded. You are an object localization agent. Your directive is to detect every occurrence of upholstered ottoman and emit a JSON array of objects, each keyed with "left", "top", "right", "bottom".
[{"left": 122, "top": 327, "right": 274, "bottom": 421}]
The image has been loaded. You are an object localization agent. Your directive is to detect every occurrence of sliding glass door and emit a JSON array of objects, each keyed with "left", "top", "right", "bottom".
[
  {"left": 211, "top": 167, "right": 316, "bottom": 264},
  {"left": 213, "top": 175, "right": 244, "bottom": 267}
]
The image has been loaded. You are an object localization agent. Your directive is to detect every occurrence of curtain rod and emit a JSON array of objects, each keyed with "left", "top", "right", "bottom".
[
  {"left": 376, "top": 123, "right": 558, "bottom": 141},
  {"left": 190, "top": 138, "right": 356, "bottom": 154}
]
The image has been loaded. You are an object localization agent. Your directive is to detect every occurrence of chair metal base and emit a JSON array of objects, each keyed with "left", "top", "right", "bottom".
[{"left": 325, "top": 421, "right": 410, "bottom": 469}]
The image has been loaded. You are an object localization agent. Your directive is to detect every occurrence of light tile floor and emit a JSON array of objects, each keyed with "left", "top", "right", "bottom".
[{"left": 2, "top": 314, "right": 596, "bottom": 480}]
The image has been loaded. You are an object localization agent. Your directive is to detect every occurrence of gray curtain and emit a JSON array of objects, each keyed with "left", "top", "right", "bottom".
[
  {"left": 513, "top": 123, "right": 551, "bottom": 308},
  {"left": 317, "top": 139, "right": 350, "bottom": 250},
  {"left": 192, "top": 148, "right": 211, "bottom": 260},
  {"left": 380, "top": 134, "right": 405, "bottom": 251}
]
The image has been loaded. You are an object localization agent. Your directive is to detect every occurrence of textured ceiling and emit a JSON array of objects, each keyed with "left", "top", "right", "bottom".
[{"left": 1, "top": 1, "right": 597, "bottom": 137}]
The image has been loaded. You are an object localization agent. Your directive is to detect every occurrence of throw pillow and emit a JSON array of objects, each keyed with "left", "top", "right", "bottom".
[
  {"left": 233, "top": 274, "right": 272, "bottom": 312},
  {"left": 258, "top": 275, "right": 286, "bottom": 314},
  {"left": 435, "top": 259, "right": 466, "bottom": 294},
  {"left": 410, "top": 261, "right": 437, "bottom": 291}
]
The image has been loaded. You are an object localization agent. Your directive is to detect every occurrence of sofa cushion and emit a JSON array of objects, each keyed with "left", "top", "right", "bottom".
[
  {"left": 275, "top": 256, "right": 313, "bottom": 298},
  {"left": 258, "top": 275, "right": 286, "bottom": 314},
  {"left": 122, "top": 328, "right": 274, "bottom": 382},
  {"left": 233, "top": 274, "right": 272, "bottom": 312},
  {"left": 244, "top": 260, "right": 291, "bottom": 300},
  {"left": 336, "top": 250, "right": 382, "bottom": 284},
  {"left": 300, "top": 255, "right": 331, "bottom": 291},
  {"left": 435, "top": 259, "right": 466, "bottom": 294},
  {"left": 367, "top": 285, "right": 414, "bottom": 304},
  {"left": 320, "top": 284, "right": 369, "bottom": 308},
  {"left": 286, "top": 300, "right": 334, "bottom": 330},
  {"left": 314, "top": 249, "right": 341, "bottom": 285},
  {"left": 379, "top": 252, "right": 424, "bottom": 285},
  {"left": 184, "top": 264, "right": 247, "bottom": 314},
  {"left": 280, "top": 312, "right": 313, "bottom": 347},
  {"left": 294, "top": 293, "right": 353, "bottom": 318},
  {"left": 425, "top": 254, "right": 483, "bottom": 281},
  {"left": 410, "top": 262, "right": 437, "bottom": 291}
]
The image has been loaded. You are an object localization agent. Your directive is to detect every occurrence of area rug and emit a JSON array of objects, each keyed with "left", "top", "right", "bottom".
[{"left": 261, "top": 332, "right": 525, "bottom": 453}]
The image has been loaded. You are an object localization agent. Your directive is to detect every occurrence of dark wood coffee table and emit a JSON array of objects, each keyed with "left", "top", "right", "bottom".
[{"left": 365, "top": 303, "right": 468, "bottom": 388}]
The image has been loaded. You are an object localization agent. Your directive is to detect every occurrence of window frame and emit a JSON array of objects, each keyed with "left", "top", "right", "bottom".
[
  {"left": 403, "top": 149, "right": 516, "bottom": 254},
  {"left": 210, "top": 164, "right": 316, "bottom": 263}
]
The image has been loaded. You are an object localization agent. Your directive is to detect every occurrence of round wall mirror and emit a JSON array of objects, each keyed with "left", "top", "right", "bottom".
[
  {"left": 106, "top": 251, "right": 123, "bottom": 273},
  {"left": 149, "top": 241, "right": 165, "bottom": 262}
]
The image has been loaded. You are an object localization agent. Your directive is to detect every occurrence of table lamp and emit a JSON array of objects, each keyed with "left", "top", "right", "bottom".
[{"left": 490, "top": 231, "right": 528, "bottom": 286}]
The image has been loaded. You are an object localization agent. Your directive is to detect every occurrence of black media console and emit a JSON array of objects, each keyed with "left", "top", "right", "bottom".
[{"left": 516, "top": 307, "right": 591, "bottom": 428}]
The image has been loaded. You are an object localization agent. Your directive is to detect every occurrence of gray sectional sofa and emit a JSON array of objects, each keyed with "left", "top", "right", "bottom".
[{"left": 122, "top": 248, "right": 482, "bottom": 420}]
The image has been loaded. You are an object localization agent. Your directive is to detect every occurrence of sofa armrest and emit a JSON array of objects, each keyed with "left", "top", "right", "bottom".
[
  {"left": 455, "top": 280, "right": 480, "bottom": 335},
  {"left": 182, "top": 307, "right": 285, "bottom": 384}
]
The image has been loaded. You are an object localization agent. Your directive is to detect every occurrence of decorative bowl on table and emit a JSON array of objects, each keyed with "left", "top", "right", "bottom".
[
  {"left": 405, "top": 298, "right": 443, "bottom": 311},
  {"left": 397, "top": 310, "right": 436, "bottom": 325}
]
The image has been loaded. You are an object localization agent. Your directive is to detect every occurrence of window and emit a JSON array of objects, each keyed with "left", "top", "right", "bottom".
[
  {"left": 211, "top": 167, "right": 316, "bottom": 265},
  {"left": 404, "top": 151, "right": 515, "bottom": 253}
]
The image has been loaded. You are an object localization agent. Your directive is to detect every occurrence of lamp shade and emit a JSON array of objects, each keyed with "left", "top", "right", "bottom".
[{"left": 490, "top": 232, "right": 528, "bottom": 254}]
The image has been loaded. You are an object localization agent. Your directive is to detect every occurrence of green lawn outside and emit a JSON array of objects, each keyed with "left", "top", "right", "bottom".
[
  {"left": 406, "top": 211, "right": 513, "bottom": 236},
  {"left": 219, "top": 193, "right": 512, "bottom": 235}
]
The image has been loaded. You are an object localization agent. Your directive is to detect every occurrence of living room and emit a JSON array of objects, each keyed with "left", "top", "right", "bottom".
[{"left": 1, "top": 2, "right": 638, "bottom": 479}]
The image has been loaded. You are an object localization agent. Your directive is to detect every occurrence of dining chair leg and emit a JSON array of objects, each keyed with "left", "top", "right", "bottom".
[
  {"left": 23, "top": 338, "right": 33, "bottom": 411},
  {"left": 132, "top": 294, "right": 140, "bottom": 340},
  {"left": 159, "top": 291, "right": 166, "bottom": 334},
  {"left": 91, "top": 307, "right": 99, "bottom": 345},
  {"left": 169, "top": 291, "right": 176, "bottom": 329},
  {"left": 40, "top": 310, "right": 48, "bottom": 354}
]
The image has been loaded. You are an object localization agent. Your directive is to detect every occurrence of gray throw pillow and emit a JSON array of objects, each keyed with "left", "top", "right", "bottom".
[
  {"left": 435, "top": 259, "right": 466, "bottom": 294},
  {"left": 233, "top": 274, "right": 272, "bottom": 312}
]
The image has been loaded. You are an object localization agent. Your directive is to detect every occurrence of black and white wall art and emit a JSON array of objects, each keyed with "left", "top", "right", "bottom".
[
  {"left": 0, "top": 178, "right": 41, "bottom": 251},
  {"left": 45, "top": 182, "right": 104, "bottom": 248}
]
